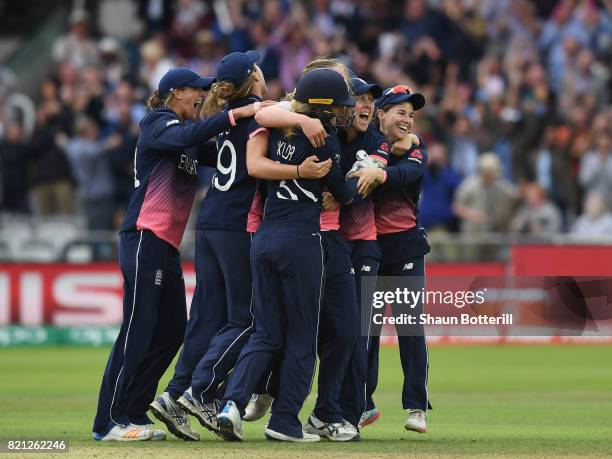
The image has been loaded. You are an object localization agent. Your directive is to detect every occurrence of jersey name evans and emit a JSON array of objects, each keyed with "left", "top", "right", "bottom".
[
  {"left": 178, "top": 153, "right": 198, "bottom": 176},
  {"left": 276, "top": 140, "right": 296, "bottom": 161}
]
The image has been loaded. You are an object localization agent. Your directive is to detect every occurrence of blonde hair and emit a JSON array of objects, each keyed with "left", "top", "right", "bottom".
[
  {"left": 201, "top": 73, "right": 257, "bottom": 117},
  {"left": 303, "top": 57, "right": 350, "bottom": 81},
  {"left": 282, "top": 56, "right": 352, "bottom": 102},
  {"left": 283, "top": 99, "right": 312, "bottom": 137}
]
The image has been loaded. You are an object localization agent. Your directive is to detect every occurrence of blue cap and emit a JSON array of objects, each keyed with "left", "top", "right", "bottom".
[
  {"left": 350, "top": 77, "right": 382, "bottom": 99},
  {"left": 295, "top": 68, "right": 355, "bottom": 107},
  {"left": 216, "top": 50, "right": 261, "bottom": 87},
  {"left": 158, "top": 68, "right": 215, "bottom": 98},
  {"left": 375, "top": 85, "right": 426, "bottom": 111}
]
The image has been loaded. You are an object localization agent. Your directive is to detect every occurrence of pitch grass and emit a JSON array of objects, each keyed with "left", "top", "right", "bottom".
[{"left": 0, "top": 345, "right": 611, "bottom": 458}]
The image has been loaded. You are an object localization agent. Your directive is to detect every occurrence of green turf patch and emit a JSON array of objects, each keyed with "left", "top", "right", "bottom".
[{"left": 0, "top": 345, "right": 611, "bottom": 457}]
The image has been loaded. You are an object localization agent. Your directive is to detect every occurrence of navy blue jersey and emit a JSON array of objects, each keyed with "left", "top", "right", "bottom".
[
  {"left": 120, "top": 107, "right": 234, "bottom": 247},
  {"left": 197, "top": 96, "right": 265, "bottom": 232},
  {"left": 374, "top": 136, "right": 428, "bottom": 235},
  {"left": 339, "top": 125, "right": 390, "bottom": 240},
  {"left": 263, "top": 128, "right": 354, "bottom": 231}
]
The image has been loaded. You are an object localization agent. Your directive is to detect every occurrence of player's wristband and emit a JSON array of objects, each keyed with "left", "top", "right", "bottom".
[
  {"left": 296, "top": 164, "right": 301, "bottom": 179},
  {"left": 228, "top": 110, "right": 237, "bottom": 127}
]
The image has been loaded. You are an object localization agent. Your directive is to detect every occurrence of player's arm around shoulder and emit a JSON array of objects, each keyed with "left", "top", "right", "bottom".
[{"left": 254, "top": 103, "right": 327, "bottom": 148}]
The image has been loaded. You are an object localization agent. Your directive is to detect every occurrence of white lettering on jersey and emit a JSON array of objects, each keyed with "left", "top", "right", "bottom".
[
  {"left": 276, "top": 140, "right": 295, "bottom": 161},
  {"left": 178, "top": 154, "right": 199, "bottom": 176}
]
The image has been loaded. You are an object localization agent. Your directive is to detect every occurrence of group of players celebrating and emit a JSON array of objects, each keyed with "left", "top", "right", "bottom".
[{"left": 92, "top": 49, "right": 431, "bottom": 443}]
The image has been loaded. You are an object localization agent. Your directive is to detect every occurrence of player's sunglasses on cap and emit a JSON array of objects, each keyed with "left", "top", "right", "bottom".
[
  {"left": 350, "top": 77, "right": 383, "bottom": 99},
  {"left": 216, "top": 50, "right": 261, "bottom": 87},
  {"left": 158, "top": 68, "right": 216, "bottom": 99},
  {"left": 375, "top": 84, "right": 426, "bottom": 111}
]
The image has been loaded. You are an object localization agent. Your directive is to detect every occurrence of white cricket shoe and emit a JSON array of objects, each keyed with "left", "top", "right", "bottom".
[
  {"left": 217, "top": 400, "right": 243, "bottom": 441},
  {"left": 359, "top": 407, "right": 381, "bottom": 428},
  {"left": 265, "top": 426, "right": 320, "bottom": 443},
  {"left": 149, "top": 391, "right": 200, "bottom": 441},
  {"left": 143, "top": 425, "right": 166, "bottom": 441},
  {"left": 244, "top": 393, "right": 273, "bottom": 422},
  {"left": 93, "top": 424, "right": 153, "bottom": 441},
  {"left": 405, "top": 409, "right": 427, "bottom": 433},
  {"left": 303, "top": 414, "right": 359, "bottom": 441},
  {"left": 177, "top": 388, "right": 219, "bottom": 433}
]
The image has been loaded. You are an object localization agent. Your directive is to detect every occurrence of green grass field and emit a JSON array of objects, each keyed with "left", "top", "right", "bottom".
[{"left": 1, "top": 345, "right": 611, "bottom": 458}]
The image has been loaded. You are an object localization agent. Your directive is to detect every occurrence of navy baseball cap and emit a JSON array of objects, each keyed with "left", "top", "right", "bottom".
[
  {"left": 375, "top": 85, "right": 426, "bottom": 111},
  {"left": 295, "top": 68, "right": 355, "bottom": 107},
  {"left": 158, "top": 68, "right": 215, "bottom": 98},
  {"left": 350, "top": 77, "right": 382, "bottom": 99},
  {"left": 216, "top": 50, "right": 261, "bottom": 87}
]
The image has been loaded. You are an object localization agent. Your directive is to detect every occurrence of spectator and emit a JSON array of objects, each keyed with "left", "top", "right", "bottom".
[
  {"left": 169, "top": 0, "right": 214, "bottom": 58},
  {"left": 187, "top": 30, "right": 225, "bottom": 79},
  {"left": 453, "top": 153, "right": 516, "bottom": 233},
  {"left": 52, "top": 9, "right": 100, "bottom": 70},
  {"left": 579, "top": 132, "right": 612, "bottom": 208},
  {"left": 571, "top": 191, "right": 612, "bottom": 238},
  {"left": 139, "top": 39, "right": 174, "bottom": 92},
  {"left": 98, "top": 37, "right": 131, "bottom": 90},
  {"left": 420, "top": 142, "right": 461, "bottom": 231},
  {"left": 510, "top": 183, "right": 562, "bottom": 235},
  {"left": 276, "top": 20, "right": 313, "bottom": 91},
  {"left": 59, "top": 116, "right": 116, "bottom": 230},
  {"left": 0, "top": 121, "right": 32, "bottom": 213},
  {"left": 535, "top": 125, "right": 575, "bottom": 217},
  {"left": 448, "top": 114, "right": 479, "bottom": 178},
  {"left": 29, "top": 91, "right": 75, "bottom": 216},
  {"left": 103, "top": 86, "right": 139, "bottom": 227}
]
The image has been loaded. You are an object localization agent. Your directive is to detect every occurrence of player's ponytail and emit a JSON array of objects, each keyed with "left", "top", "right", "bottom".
[
  {"left": 201, "top": 72, "right": 257, "bottom": 118},
  {"left": 281, "top": 57, "right": 351, "bottom": 105},
  {"left": 146, "top": 90, "right": 164, "bottom": 110}
]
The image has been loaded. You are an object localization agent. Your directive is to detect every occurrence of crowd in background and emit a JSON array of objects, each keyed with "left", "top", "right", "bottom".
[{"left": 0, "top": 0, "right": 611, "bottom": 238}]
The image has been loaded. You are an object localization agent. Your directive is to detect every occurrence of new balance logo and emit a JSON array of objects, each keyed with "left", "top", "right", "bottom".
[
  {"left": 350, "top": 268, "right": 355, "bottom": 275},
  {"left": 403, "top": 263, "right": 414, "bottom": 271},
  {"left": 155, "top": 269, "right": 163, "bottom": 286},
  {"left": 361, "top": 265, "right": 371, "bottom": 272},
  {"left": 166, "top": 119, "right": 179, "bottom": 126}
]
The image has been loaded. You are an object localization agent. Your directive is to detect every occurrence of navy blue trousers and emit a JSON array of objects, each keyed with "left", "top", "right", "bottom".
[
  {"left": 190, "top": 230, "right": 254, "bottom": 404},
  {"left": 339, "top": 239, "right": 381, "bottom": 428},
  {"left": 166, "top": 230, "right": 253, "bottom": 401},
  {"left": 372, "top": 229, "right": 430, "bottom": 411},
  {"left": 93, "top": 230, "right": 187, "bottom": 434},
  {"left": 223, "top": 226, "right": 324, "bottom": 438},
  {"left": 313, "top": 231, "right": 359, "bottom": 424}
]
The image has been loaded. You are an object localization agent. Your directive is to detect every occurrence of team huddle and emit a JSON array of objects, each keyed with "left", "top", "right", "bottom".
[{"left": 92, "top": 50, "right": 431, "bottom": 443}]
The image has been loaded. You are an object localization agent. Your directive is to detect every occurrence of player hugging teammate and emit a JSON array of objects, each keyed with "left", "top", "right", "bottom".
[{"left": 92, "top": 52, "right": 431, "bottom": 443}]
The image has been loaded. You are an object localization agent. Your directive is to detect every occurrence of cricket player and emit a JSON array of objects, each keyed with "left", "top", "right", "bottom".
[{"left": 350, "top": 85, "right": 431, "bottom": 433}]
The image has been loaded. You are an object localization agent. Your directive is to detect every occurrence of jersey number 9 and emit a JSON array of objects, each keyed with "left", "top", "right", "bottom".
[{"left": 213, "top": 140, "right": 237, "bottom": 191}]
